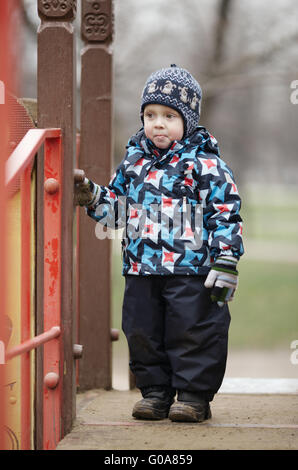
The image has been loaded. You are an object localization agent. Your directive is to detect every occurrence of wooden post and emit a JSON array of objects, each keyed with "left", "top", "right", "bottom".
[
  {"left": 78, "top": 0, "right": 113, "bottom": 390},
  {"left": 37, "top": 0, "right": 77, "bottom": 444}
]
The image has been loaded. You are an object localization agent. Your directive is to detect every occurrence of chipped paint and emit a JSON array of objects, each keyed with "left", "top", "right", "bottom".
[{"left": 45, "top": 238, "right": 59, "bottom": 296}]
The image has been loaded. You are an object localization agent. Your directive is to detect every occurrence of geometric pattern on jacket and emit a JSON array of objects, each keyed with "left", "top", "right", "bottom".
[{"left": 87, "top": 126, "right": 244, "bottom": 276}]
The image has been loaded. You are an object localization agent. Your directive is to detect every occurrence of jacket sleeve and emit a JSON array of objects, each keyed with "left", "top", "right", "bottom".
[
  {"left": 199, "top": 156, "right": 244, "bottom": 261},
  {"left": 85, "top": 161, "right": 127, "bottom": 230}
]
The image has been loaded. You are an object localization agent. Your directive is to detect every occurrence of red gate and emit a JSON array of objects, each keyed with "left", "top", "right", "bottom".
[
  {"left": 5, "top": 129, "right": 63, "bottom": 450},
  {"left": 0, "top": 0, "right": 114, "bottom": 450}
]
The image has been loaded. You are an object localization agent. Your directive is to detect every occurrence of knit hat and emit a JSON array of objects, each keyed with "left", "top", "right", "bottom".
[{"left": 140, "top": 64, "right": 202, "bottom": 137}]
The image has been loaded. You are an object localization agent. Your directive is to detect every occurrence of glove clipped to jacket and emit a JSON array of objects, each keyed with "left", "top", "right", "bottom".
[
  {"left": 74, "top": 168, "right": 99, "bottom": 207},
  {"left": 204, "top": 256, "right": 239, "bottom": 307}
]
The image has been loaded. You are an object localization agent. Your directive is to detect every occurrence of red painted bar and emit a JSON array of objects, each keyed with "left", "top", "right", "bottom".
[
  {"left": 5, "top": 327, "right": 61, "bottom": 361},
  {"left": 43, "top": 135, "right": 63, "bottom": 449},
  {"left": 0, "top": 0, "right": 9, "bottom": 452},
  {"left": 6, "top": 128, "right": 61, "bottom": 190},
  {"left": 5, "top": 129, "right": 62, "bottom": 449},
  {"left": 20, "top": 166, "right": 32, "bottom": 449}
]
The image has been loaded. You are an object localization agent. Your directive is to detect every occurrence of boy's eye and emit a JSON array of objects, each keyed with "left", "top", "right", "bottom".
[{"left": 145, "top": 112, "right": 153, "bottom": 118}]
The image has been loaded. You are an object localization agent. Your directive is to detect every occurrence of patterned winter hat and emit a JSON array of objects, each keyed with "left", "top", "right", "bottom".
[{"left": 140, "top": 64, "right": 202, "bottom": 137}]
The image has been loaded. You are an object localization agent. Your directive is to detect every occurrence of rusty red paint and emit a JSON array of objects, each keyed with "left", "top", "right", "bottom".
[
  {"left": 45, "top": 238, "right": 60, "bottom": 296},
  {"left": 43, "top": 135, "right": 62, "bottom": 449},
  {"left": 44, "top": 165, "right": 58, "bottom": 180},
  {"left": 45, "top": 239, "right": 59, "bottom": 277},
  {"left": 4, "top": 128, "right": 62, "bottom": 449},
  {"left": 46, "top": 198, "right": 59, "bottom": 214}
]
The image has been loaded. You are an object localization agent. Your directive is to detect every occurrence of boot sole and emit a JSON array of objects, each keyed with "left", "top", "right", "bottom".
[
  {"left": 132, "top": 403, "right": 169, "bottom": 420},
  {"left": 168, "top": 402, "right": 211, "bottom": 423}
]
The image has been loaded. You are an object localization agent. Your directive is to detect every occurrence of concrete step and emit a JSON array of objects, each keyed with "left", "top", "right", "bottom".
[{"left": 57, "top": 384, "right": 298, "bottom": 450}]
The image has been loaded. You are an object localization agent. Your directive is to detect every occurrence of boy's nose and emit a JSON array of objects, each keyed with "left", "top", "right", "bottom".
[{"left": 155, "top": 117, "right": 164, "bottom": 127}]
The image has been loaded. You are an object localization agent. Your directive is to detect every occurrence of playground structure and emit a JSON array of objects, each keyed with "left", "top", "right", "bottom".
[
  {"left": 0, "top": 0, "right": 114, "bottom": 450},
  {"left": 1, "top": 1, "right": 298, "bottom": 452}
]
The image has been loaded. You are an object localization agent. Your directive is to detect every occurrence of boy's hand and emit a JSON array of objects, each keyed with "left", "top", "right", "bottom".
[
  {"left": 74, "top": 168, "right": 94, "bottom": 206},
  {"left": 204, "top": 256, "right": 238, "bottom": 307},
  {"left": 74, "top": 168, "right": 86, "bottom": 184}
]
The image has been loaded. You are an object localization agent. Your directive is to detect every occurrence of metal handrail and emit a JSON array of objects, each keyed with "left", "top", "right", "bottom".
[
  {"left": 6, "top": 128, "right": 61, "bottom": 189},
  {"left": 5, "top": 326, "right": 61, "bottom": 361},
  {"left": 5, "top": 127, "right": 63, "bottom": 450}
]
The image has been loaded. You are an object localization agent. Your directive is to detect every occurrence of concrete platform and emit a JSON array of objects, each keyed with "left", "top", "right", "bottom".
[{"left": 57, "top": 382, "right": 298, "bottom": 450}]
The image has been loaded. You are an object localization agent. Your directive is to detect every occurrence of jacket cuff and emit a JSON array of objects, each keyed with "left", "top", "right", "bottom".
[
  {"left": 86, "top": 180, "right": 101, "bottom": 208},
  {"left": 210, "top": 248, "right": 241, "bottom": 263}
]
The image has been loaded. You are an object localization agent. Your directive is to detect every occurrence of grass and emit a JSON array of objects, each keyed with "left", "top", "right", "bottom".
[
  {"left": 241, "top": 203, "right": 298, "bottom": 243},
  {"left": 241, "top": 185, "right": 298, "bottom": 244},
  {"left": 229, "top": 258, "right": 298, "bottom": 348}
]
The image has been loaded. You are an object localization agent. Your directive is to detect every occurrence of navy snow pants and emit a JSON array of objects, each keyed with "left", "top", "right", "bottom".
[{"left": 122, "top": 275, "right": 231, "bottom": 402}]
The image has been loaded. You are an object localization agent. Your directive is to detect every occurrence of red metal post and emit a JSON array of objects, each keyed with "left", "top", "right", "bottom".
[
  {"left": 0, "top": 0, "right": 9, "bottom": 451},
  {"left": 20, "top": 166, "right": 32, "bottom": 450},
  {"left": 4, "top": 128, "right": 63, "bottom": 449},
  {"left": 43, "top": 135, "right": 63, "bottom": 450}
]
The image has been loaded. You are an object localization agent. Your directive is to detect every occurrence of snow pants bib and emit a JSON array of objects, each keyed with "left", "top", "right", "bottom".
[{"left": 122, "top": 275, "right": 231, "bottom": 402}]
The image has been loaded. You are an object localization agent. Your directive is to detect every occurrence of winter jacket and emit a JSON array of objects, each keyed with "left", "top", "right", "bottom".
[{"left": 86, "top": 127, "right": 244, "bottom": 275}]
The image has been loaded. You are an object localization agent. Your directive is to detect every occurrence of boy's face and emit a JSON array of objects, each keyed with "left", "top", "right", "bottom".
[{"left": 143, "top": 104, "right": 184, "bottom": 149}]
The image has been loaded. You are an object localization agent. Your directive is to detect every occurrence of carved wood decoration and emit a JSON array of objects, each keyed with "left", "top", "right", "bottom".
[
  {"left": 78, "top": 0, "right": 113, "bottom": 391},
  {"left": 38, "top": 0, "right": 76, "bottom": 19},
  {"left": 81, "top": 0, "right": 113, "bottom": 42}
]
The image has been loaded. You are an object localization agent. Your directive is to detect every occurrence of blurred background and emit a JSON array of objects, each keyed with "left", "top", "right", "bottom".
[{"left": 21, "top": 0, "right": 298, "bottom": 387}]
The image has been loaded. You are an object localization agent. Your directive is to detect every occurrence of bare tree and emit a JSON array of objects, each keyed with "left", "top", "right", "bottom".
[{"left": 200, "top": 0, "right": 233, "bottom": 124}]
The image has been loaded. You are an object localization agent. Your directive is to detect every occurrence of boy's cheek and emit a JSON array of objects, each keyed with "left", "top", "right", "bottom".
[{"left": 144, "top": 126, "right": 152, "bottom": 140}]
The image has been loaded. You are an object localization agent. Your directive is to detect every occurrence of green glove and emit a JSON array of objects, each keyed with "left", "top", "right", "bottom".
[
  {"left": 204, "top": 256, "right": 238, "bottom": 307},
  {"left": 74, "top": 169, "right": 99, "bottom": 207}
]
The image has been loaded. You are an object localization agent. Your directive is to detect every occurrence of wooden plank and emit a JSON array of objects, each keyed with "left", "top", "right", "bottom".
[{"left": 78, "top": 0, "right": 113, "bottom": 390}]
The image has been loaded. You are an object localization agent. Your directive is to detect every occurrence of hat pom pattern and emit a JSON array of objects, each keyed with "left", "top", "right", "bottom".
[{"left": 141, "top": 64, "right": 202, "bottom": 137}]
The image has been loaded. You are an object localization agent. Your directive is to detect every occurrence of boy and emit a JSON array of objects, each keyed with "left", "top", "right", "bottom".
[{"left": 74, "top": 65, "right": 244, "bottom": 422}]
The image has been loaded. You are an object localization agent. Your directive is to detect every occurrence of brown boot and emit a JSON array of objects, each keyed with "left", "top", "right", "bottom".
[
  {"left": 132, "top": 386, "right": 175, "bottom": 420},
  {"left": 169, "top": 391, "right": 211, "bottom": 423}
]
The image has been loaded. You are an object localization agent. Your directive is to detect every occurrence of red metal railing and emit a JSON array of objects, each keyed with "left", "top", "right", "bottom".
[
  {"left": 5, "top": 327, "right": 61, "bottom": 361},
  {"left": 0, "top": 0, "right": 10, "bottom": 451},
  {"left": 5, "top": 128, "right": 63, "bottom": 450}
]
